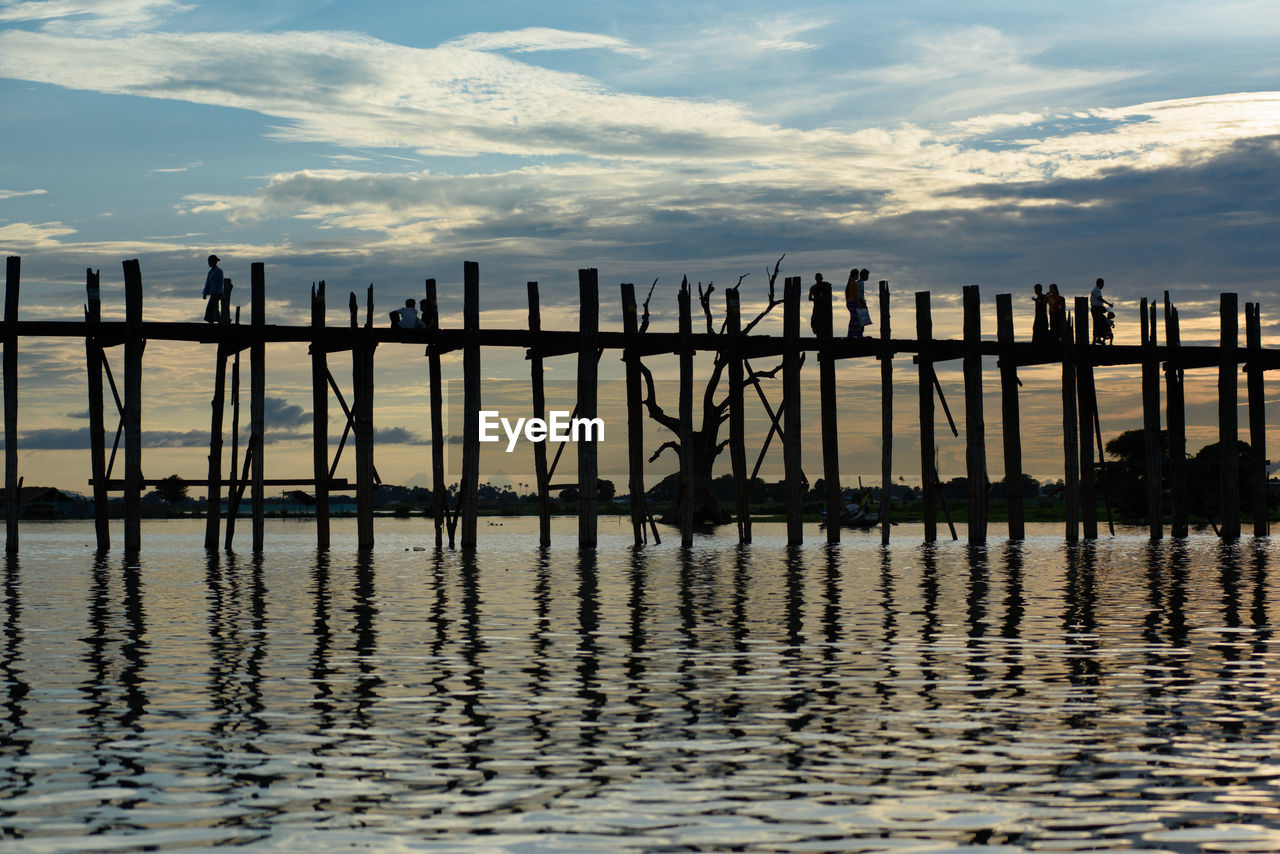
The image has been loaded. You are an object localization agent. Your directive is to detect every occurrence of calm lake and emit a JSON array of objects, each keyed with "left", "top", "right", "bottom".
[{"left": 2, "top": 518, "right": 1279, "bottom": 852}]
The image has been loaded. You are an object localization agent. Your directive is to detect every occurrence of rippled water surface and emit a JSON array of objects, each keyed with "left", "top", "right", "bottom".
[{"left": 3, "top": 519, "right": 1280, "bottom": 852}]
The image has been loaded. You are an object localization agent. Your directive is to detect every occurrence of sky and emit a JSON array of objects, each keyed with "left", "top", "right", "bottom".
[{"left": 1, "top": 0, "right": 1279, "bottom": 496}]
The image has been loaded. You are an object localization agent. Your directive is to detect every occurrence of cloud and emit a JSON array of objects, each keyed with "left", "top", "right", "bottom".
[
  {"left": 0, "top": 188, "right": 47, "bottom": 199},
  {"left": 443, "top": 27, "right": 651, "bottom": 58},
  {"left": 263, "top": 395, "right": 308, "bottom": 429},
  {"left": 0, "top": 0, "right": 189, "bottom": 32}
]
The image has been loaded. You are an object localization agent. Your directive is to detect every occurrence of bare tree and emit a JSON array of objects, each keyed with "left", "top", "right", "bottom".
[{"left": 638, "top": 256, "right": 790, "bottom": 526}]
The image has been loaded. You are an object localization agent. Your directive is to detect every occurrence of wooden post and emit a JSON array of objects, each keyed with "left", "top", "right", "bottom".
[
  {"left": 424, "top": 278, "right": 448, "bottom": 549},
  {"left": 353, "top": 284, "right": 376, "bottom": 550},
  {"left": 225, "top": 307, "right": 242, "bottom": 549},
  {"left": 995, "top": 293, "right": 1024, "bottom": 540},
  {"left": 1062, "top": 315, "right": 1080, "bottom": 542},
  {"left": 577, "top": 269, "right": 599, "bottom": 548},
  {"left": 816, "top": 277, "right": 841, "bottom": 544},
  {"left": 916, "top": 291, "right": 937, "bottom": 543},
  {"left": 1074, "top": 296, "right": 1097, "bottom": 539},
  {"left": 1220, "top": 293, "right": 1240, "bottom": 539},
  {"left": 879, "top": 281, "right": 892, "bottom": 545},
  {"left": 122, "top": 258, "right": 144, "bottom": 553},
  {"left": 678, "top": 279, "right": 695, "bottom": 547},
  {"left": 621, "top": 283, "right": 647, "bottom": 546},
  {"left": 962, "top": 285, "right": 987, "bottom": 544},
  {"left": 310, "top": 281, "right": 330, "bottom": 550},
  {"left": 783, "top": 277, "right": 804, "bottom": 545},
  {"left": 460, "top": 261, "right": 480, "bottom": 550},
  {"left": 85, "top": 267, "right": 109, "bottom": 550},
  {"left": 1164, "top": 293, "right": 1188, "bottom": 537},
  {"left": 526, "top": 282, "right": 552, "bottom": 548},
  {"left": 204, "top": 281, "right": 233, "bottom": 550},
  {"left": 4, "top": 257, "right": 19, "bottom": 553},
  {"left": 1141, "top": 298, "right": 1163, "bottom": 540},
  {"left": 250, "top": 262, "right": 266, "bottom": 552},
  {"left": 1246, "top": 302, "right": 1268, "bottom": 537},
  {"left": 726, "top": 288, "right": 750, "bottom": 544}
]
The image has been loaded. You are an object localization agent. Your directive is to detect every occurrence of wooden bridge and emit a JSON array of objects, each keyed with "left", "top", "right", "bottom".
[{"left": 2, "top": 255, "right": 1272, "bottom": 553}]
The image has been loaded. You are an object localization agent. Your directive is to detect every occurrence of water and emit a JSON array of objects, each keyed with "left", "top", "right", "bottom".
[{"left": 3, "top": 518, "right": 1280, "bottom": 852}]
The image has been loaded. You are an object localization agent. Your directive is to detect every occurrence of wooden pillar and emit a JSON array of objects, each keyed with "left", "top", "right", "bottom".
[
  {"left": 1062, "top": 315, "right": 1080, "bottom": 542},
  {"left": 122, "top": 258, "right": 144, "bottom": 553},
  {"left": 524, "top": 282, "right": 551, "bottom": 548},
  {"left": 995, "top": 293, "right": 1024, "bottom": 540},
  {"left": 1246, "top": 302, "right": 1268, "bottom": 537},
  {"left": 250, "top": 262, "right": 266, "bottom": 552},
  {"left": 352, "top": 284, "right": 376, "bottom": 550},
  {"left": 577, "top": 269, "right": 599, "bottom": 548},
  {"left": 1074, "top": 296, "right": 1097, "bottom": 539},
  {"left": 460, "top": 261, "right": 480, "bottom": 550},
  {"left": 816, "top": 277, "right": 840, "bottom": 544},
  {"left": 879, "top": 281, "right": 893, "bottom": 545},
  {"left": 4, "top": 257, "right": 19, "bottom": 553},
  {"left": 425, "top": 278, "right": 448, "bottom": 549},
  {"left": 1141, "top": 298, "right": 1163, "bottom": 540},
  {"left": 962, "top": 285, "right": 987, "bottom": 544},
  {"left": 1220, "top": 293, "right": 1240, "bottom": 539},
  {"left": 204, "top": 281, "right": 233, "bottom": 550},
  {"left": 85, "top": 267, "right": 109, "bottom": 550},
  {"left": 783, "top": 277, "right": 803, "bottom": 545},
  {"left": 310, "top": 281, "right": 330, "bottom": 550},
  {"left": 916, "top": 291, "right": 937, "bottom": 543},
  {"left": 1164, "top": 293, "right": 1188, "bottom": 537},
  {"left": 726, "top": 288, "right": 751, "bottom": 544},
  {"left": 224, "top": 307, "right": 242, "bottom": 550},
  {"left": 621, "top": 283, "right": 647, "bottom": 546},
  {"left": 678, "top": 279, "right": 695, "bottom": 547}
]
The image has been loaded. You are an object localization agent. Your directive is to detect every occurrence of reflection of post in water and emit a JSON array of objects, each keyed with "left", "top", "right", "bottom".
[
  {"left": 457, "top": 551, "right": 488, "bottom": 746},
  {"left": 575, "top": 549, "right": 604, "bottom": 747},
  {"left": 204, "top": 551, "right": 267, "bottom": 757},
  {"left": 119, "top": 556, "right": 149, "bottom": 732},
  {"left": 917, "top": 543, "right": 941, "bottom": 708},
  {"left": 624, "top": 546, "right": 651, "bottom": 725},
  {"left": 352, "top": 550, "right": 382, "bottom": 715},
  {"left": 81, "top": 554, "right": 127, "bottom": 784},
  {"left": 1213, "top": 540, "right": 1247, "bottom": 737},
  {"left": 999, "top": 542, "right": 1026, "bottom": 694},
  {"left": 2, "top": 554, "right": 31, "bottom": 785},
  {"left": 527, "top": 548, "right": 554, "bottom": 740},
  {"left": 309, "top": 550, "right": 335, "bottom": 721},
  {"left": 965, "top": 544, "right": 991, "bottom": 695},
  {"left": 874, "top": 545, "right": 898, "bottom": 705},
  {"left": 1248, "top": 541, "right": 1271, "bottom": 647},
  {"left": 723, "top": 544, "right": 750, "bottom": 724},
  {"left": 779, "top": 546, "right": 813, "bottom": 736},
  {"left": 1061, "top": 543, "right": 1100, "bottom": 727}
]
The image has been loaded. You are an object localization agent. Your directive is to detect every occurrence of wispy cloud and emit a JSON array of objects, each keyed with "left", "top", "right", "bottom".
[
  {"left": 444, "top": 27, "right": 651, "bottom": 58},
  {"left": 0, "top": 188, "right": 47, "bottom": 199},
  {"left": 0, "top": 0, "right": 189, "bottom": 32}
]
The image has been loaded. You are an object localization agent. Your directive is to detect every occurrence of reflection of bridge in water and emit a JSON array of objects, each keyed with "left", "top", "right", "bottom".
[{"left": 3, "top": 255, "right": 1273, "bottom": 553}]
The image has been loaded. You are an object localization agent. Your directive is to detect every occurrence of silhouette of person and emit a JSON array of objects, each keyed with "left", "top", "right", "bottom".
[
  {"left": 846, "top": 268, "right": 870, "bottom": 338},
  {"left": 399, "top": 298, "right": 424, "bottom": 329},
  {"left": 1031, "top": 283, "right": 1048, "bottom": 343},
  {"left": 1047, "top": 283, "right": 1065, "bottom": 343},
  {"left": 808, "top": 273, "right": 832, "bottom": 336},
  {"left": 202, "top": 254, "right": 224, "bottom": 323},
  {"left": 1090, "top": 277, "right": 1113, "bottom": 344}
]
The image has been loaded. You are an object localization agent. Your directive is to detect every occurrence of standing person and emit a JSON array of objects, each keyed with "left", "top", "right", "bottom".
[
  {"left": 845, "top": 268, "right": 871, "bottom": 338},
  {"left": 1090, "top": 277, "right": 1113, "bottom": 344},
  {"left": 1046, "top": 283, "right": 1065, "bottom": 343},
  {"left": 1031, "top": 283, "right": 1048, "bottom": 343},
  {"left": 808, "top": 273, "right": 832, "bottom": 337},
  {"left": 202, "top": 254, "right": 224, "bottom": 323}
]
